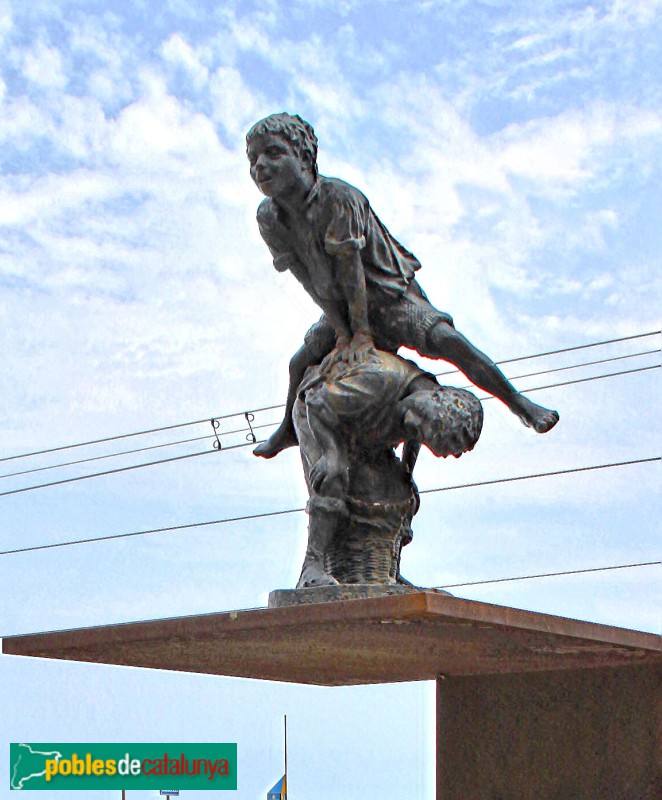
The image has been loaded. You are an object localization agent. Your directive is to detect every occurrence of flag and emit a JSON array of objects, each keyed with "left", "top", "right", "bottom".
[{"left": 267, "top": 774, "right": 287, "bottom": 800}]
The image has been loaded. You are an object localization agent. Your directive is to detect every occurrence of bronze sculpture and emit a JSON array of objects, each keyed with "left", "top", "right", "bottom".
[
  {"left": 247, "top": 113, "right": 558, "bottom": 590},
  {"left": 292, "top": 349, "right": 482, "bottom": 587}
]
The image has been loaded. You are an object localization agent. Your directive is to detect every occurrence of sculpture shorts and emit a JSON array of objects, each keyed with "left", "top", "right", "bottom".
[{"left": 303, "top": 281, "right": 452, "bottom": 361}]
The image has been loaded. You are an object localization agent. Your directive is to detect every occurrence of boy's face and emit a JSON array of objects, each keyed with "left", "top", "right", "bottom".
[
  {"left": 426, "top": 422, "right": 474, "bottom": 458},
  {"left": 247, "top": 133, "right": 313, "bottom": 201},
  {"left": 403, "top": 399, "right": 474, "bottom": 458}
]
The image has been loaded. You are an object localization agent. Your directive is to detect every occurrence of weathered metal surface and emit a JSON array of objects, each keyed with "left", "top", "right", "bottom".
[
  {"left": 436, "top": 664, "right": 661, "bottom": 799},
  {"left": 2, "top": 592, "right": 659, "bottom": 686}
]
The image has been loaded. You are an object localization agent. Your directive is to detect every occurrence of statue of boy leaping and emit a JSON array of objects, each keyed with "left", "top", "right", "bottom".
[{"left": 246, "top": 112, "right": 558, "bottom": 459}]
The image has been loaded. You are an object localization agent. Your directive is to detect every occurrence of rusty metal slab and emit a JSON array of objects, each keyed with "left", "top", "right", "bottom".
[{"left": 2, "top": 592, "right": 660, "bottom": 686}]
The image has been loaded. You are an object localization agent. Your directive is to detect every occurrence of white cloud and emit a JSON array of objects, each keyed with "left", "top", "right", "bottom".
[
  {"left": 68, "top": 16, "right": 135, "bottom": 105},
  {"left": 507, "top": 31, "right": 547, "bottom": 52},
  {"left": 0, "top": 0, "right": 12, "bottom": 47},
  {"left": 0, "top": 170, "right": 115, "bottom": 227},
  {"left": 0, "top": 94, "right": 52, "bottom": 145},
  {"left": 606, "top": 0, "right": 662, "bottom": 27},
  {"left": 210, "top": 66, "right": 262, "bottom": 140},
  {"left": 161, "top": 32, "right": 210, "bottom": 90},
  {"left": 494, "top": 110, "right": 602, "bottom": 186},
  {"left": 109, "top": 72, "right": 225, "bottom": 167},
  {"left": 165, "top": 0, "right": 200, "bottom": 18},
  {"left": 20, "top": 39, "right": 68, "bottom": 90},
  {"left": 492, "top": 103, "right": 662, "bottom": 191}
]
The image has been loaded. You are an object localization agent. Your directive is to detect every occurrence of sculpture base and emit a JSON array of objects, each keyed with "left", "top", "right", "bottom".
[
  {"left": 4, "top": 593, "right": 658, "bottom": 684},
  {"left": 437, "top": 664, "right": 659, "bottom": 799},
  {"left": 3, "top": 593, "right": 659, "bottom": 797},
  {"left": 268, "top": 583, "right": 451, "bottom": 608}
]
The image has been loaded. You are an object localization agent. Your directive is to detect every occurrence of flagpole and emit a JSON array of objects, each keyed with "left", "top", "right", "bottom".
[{"left": 284, "top": 714, "right": 287, "bottom": 786}]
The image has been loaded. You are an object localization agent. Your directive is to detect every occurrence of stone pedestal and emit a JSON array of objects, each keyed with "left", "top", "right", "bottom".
[
  {"left": 268, "top": 582, "right": 445, "bottom": 607},
  {"left": 3, "top": 592, "right": 660, "bottom": 796},
  {"left": 437, "top": 663, "right": 659, "bottom": 799}
]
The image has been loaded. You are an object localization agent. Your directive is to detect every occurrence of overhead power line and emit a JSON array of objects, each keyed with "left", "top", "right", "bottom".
[
  {"left": 417, "top": 456, "right": 660, "bottom": 496},
  {"left": 434, "top": 560, "right": 661, "bottom": 589},
  {"left": 0, "top": 420, "right": 277, "bottom": 482},
  {"left": 483, "top": 363, "right": 659, "bottom": 399},
  {"left": 0, "top": 505, "right": 304, "bottom": 556},
  {"left": 0, "top": 558, "right": 657, "bottom": 640},
  {"left": 433, "top": 329, "right": 660, "bottom": 377},
  {"left": 2, "top": 347, "right": 658, "bottom": 483},
  {"left": 0, "top": 432, "right": 217, "bottom": 481},
  {"left": 0, "top": 447, "right": 224, "bottom": 499},
  {"left": 458, "top": 348, "right": 659, "bottom": 388},
  {"left": 455, "top": 363, "right": 659, "bottom": 404},
  {"left": 0, "top": 416, "right": 218, "bottom": 465},
  {"left": 0, "top": 406, "right": 282, "bottom": 466},
  {"left": 1, "top": 330, "right": 658, "bottom": 465},
  {"left": 1, "top": 363, "right": 658, "bottom": 499},
  {"left": 1, "top": 455, "right": 657, "bottom": 556}
]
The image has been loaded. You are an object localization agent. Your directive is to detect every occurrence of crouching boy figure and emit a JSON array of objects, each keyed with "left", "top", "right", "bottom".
[
  {"left": 292, "top": 349, "right": 483, "bottom": 588},
  {"left": 246, "top": 112, "right": 558, "bottom": 460}
]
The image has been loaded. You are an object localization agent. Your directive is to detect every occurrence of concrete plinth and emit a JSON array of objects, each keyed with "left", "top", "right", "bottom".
[
  {"left": 268, "top": 582, "right": 428, "bottom": 607},
  {"left": 3, "top": 592, "right": 660, "bottom": 796},
  {"left": 437, "top": 664, "right": 660, "bottom": 799},
  {"left": 2, "top": 592, "right": 659, "bottom": 684}
]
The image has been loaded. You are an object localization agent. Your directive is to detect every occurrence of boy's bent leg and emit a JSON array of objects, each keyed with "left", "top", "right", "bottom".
[
  {"left": 427, "top": 322, "right": 559, "bottom": 433},
  {"left": 253, "top": 343, "right": 320, "bottom": 458},
  {"left": 254, "top": 317, "right": 336, "bottom": 458}
]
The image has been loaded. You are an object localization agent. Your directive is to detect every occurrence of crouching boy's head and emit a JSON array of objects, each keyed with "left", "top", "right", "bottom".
[{"left": 400, "top": 387, "right": 483, "bottom": 458}]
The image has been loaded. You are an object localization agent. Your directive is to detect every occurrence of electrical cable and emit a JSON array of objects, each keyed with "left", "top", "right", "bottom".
[
  {"left": 2, "top": 330, "right": 658, "bottom": 465},
  {"left": 0, "top": 406, "right": 283, "bottom": 465},
  {"left": 0, "top": 364, "right": 658, "bottom": 498},
  {"left": 0, "top": 448, "right": 217, "bottom": 499},
  {"left": 479, "top": 364, "right": 659, "bottom": 400},
  {"left": 0, "top": 558, "right": 657, "bottom": 640},
  {"left": 1, "top": 455, "right": 657, "bottom": 556},
  {"left": 434, "top": 560, "right": 661, "bottom": 589},
  {"left": 0, "top": 505, "right": 304, "bottom": 556},
  {"left": 0, "top": 417, "right": 220, "bottom": 465},
  {"left": 0, "top": 433, "right": 216, "bottom": 481},
  {"left": 0, "top": 422, "right": 277, "bottom": 481},
  {"left": 3, "top": 347, "right": 657, "bottom": 482},
  {"left": 434, "top": 330, "right": 660, "bottom": 377},
  {"left": 418, "top": 456, "right": 660, "bottom": 496},
  {"left": 488, "top": 348, "right": 660, "bottom": 384}
]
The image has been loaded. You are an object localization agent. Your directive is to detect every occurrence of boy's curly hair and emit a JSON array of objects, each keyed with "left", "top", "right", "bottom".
[{"left": 246, "top": 113, "right": 318, "bottom": 177}]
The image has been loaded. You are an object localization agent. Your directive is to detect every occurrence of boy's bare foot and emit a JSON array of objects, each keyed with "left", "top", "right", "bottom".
[
  {"left": 253, "top": 421, "right": 298, "bottom": 458},
  {"left": 514, "top": 395, "right": 559, "bottom": 434}
]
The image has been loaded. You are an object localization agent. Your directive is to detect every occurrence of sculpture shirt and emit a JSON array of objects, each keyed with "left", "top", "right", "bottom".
[
  {"left": 298, "top": 350, "right": 431, "bottom": 449},
  {"left": 256, "top": 176, "right": 422, "bottom": 311}
]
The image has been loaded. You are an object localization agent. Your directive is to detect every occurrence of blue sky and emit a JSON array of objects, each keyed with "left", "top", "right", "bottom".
[{"left": 0, "top": 0, "right": 660, "bottom": 798}]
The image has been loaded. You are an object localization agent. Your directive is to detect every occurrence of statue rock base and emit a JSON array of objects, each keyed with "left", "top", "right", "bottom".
[{"left": 268, "top": 583, "right": 451, "bottom": 608}]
